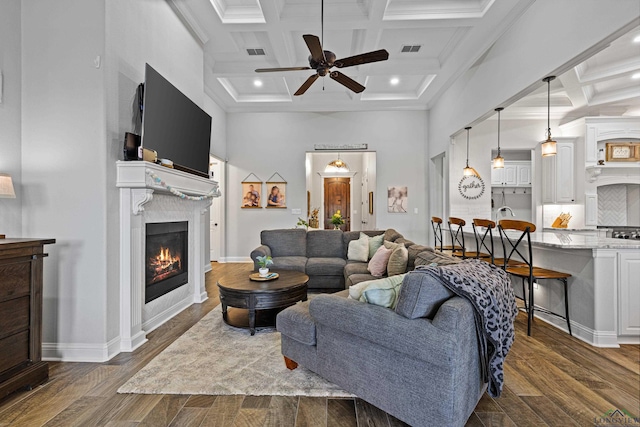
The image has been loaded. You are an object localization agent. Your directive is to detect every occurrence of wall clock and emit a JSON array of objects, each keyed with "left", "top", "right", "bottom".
[
  {"left": 605, "top": 142, "right": 640, "bottom": 162},
  {"left": 458, "top": 175, "right": 485, "bottom": 200}
]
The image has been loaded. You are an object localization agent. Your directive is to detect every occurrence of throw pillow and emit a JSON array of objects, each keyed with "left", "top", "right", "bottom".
[
  {"left": 359, "top": 273, "right": 407, "bottom": 309},
  {"left": 395, "top": 270, "right": 455, "bottom": 319},
  {"left": 384, "top": 241, "right": 409, "bottom": 276},
  {"left": 347, "top": 233, "right": 369, "bottom": 262},
  {"left": 414, "top": 250, "right": 461, "bottom": 267},
  {"left": 367, "top": 233, "right": 384, "bottom": 259},
  {"left": 348, "top": 279, "right": 372, "bottom": 300},
  {"left": 367, "top": 245, "right": 392, "bottom": 277}
]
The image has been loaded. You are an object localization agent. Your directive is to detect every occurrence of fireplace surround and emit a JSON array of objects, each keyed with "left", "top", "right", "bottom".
[{"left": 117, "top": 161, "right": 220, "bottom": 352}]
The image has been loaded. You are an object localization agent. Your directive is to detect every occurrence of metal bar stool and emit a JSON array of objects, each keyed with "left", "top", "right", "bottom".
[
  {"left": 498, "top": 219, "right": 572, "bottom": 336},
  {"left": 431, "top": 217, "right": 462, "bottom": 253},
  {"left": 448, "top": 217, "right": 467, "bottom": 258},
  {"left": 472, "top": 219, "right": 525, "bottom": 267}
]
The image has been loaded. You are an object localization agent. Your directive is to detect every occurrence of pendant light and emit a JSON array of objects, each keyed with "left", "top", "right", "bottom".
[
  {"left": 462, "top": 127, "right": 480, "bottom": 178},
  {"left": 493, "top": 107, "right": 505, "bottom": 169},
  {"left": 541, "top": 76, "right": 557, "bottom": 157},
  {"left": 325, "top": 153, "right": 350, "bottom": 173}
]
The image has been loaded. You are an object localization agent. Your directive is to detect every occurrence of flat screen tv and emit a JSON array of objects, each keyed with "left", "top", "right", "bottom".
[{"left": 142, "top": 63, "right": 212, "bottom": 176}]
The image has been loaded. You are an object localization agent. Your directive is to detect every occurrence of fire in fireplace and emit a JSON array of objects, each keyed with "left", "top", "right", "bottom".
[{"left": 145, "top": 221, "right": 188, "bottom": 303}]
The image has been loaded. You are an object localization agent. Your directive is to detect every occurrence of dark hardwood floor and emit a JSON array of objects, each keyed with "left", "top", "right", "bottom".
[{"left": 0, "top": 262, "right": 638, "bottom": 426}]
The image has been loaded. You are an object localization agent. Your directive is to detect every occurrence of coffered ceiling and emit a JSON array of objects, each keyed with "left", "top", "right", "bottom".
[
  {"left": 169, "top": 0, "right": 535, "bottom": 112},
  {"left": 499, "top": 25, "right": 640, "bottom": 124},
  {"left": 169, "top": 1, "right": 640, "bottom": 119}
]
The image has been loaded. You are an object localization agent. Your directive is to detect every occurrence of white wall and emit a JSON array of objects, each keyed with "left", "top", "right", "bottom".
[
  {"left": 226, "top": 111, "right": 427, "bottom": 260},
  {"left": 0, "top": 1, "right": 22, "bottom": 236},
  {"left": 21, "top": 0, "right": 108, "bottom": 356},
  {"left": 428, "top": 0, "right": 639, "bottom": 225},
  {"left": 104, "top": 0, "right": 208, "bottom": 349},
  {"left": 16, "top": 0, "right": 222, "bottom": 361},
  {"left": 205, "top": 95, "right": 227, "bottom": 160}
]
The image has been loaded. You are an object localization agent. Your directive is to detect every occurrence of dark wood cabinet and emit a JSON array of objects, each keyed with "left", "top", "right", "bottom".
[{"left": 0, "top": 238, "right": 55, "bottom": 400}]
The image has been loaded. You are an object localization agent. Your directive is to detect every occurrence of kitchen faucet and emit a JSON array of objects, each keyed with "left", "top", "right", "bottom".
[{"left": 495, "top": 206, "right": 515, "bottom": 224}]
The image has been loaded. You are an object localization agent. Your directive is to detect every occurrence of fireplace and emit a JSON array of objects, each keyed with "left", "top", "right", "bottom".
[{"left": 145, "top": 221, "right": 188, "bottom": 303}]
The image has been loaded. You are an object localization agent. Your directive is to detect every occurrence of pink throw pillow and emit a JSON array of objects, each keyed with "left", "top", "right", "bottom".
[{"left": 368, "top": 246, "right": 392, "bottom": 277}]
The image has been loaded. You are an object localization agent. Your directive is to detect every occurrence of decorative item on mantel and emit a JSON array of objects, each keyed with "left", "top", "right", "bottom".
[
  {"left": 265, "top": 173, "right": 287, "bottom": 209},
  {"left": 551, "top": 212, "right": 572, "bottom": 228},
  {"left": 241, "top": 173, "right": 263, "bottom": 209},
  {"left": 145, "top": 169, "right": 220, "bottom": 201}
]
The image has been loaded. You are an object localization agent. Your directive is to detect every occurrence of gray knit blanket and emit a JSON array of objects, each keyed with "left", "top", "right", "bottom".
[{"left": 416, "top": 259, "right": 518, "bottom": 397}]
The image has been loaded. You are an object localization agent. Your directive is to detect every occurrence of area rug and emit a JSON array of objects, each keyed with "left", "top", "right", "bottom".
[{"left": 117, "top": 305, "right": 352, "bottom": 397}]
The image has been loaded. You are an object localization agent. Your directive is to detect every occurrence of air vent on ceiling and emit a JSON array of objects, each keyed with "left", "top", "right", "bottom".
[
  {"left": 247, "top": 48, "right": 266, "bottom": 56},
  {"left": 401, "top": 45, "right": 421, "bottom": 53}
]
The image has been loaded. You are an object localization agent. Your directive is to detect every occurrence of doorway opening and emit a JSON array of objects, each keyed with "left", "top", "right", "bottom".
[
  {"left": 306, "top": 152, "right": 376, "bottom": 231},
  {"left": 209, "top": 155, "right": 225, "bottom": 262}
]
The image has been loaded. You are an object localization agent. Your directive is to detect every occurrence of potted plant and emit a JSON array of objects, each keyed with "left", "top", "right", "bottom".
[
  {"left": 256, "top": 255, "right": 273, "bottom": 277},
  {"left": 296, "top": 217, "right": 309, "bottom": 230},
  {"left": 331, "top": 210, "right": 345, "bottom": 230}
]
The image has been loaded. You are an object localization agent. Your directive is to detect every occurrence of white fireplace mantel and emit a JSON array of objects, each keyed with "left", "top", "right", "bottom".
[{"left": 117, "top": 161, "right": 220, "bottom": 353}]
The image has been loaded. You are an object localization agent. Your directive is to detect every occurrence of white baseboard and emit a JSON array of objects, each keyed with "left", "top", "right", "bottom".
[
  {"left": 534, "top": 313, "right": 620, "bottom": 348},
  {"left": 43, "top": 335, "right": 123, "bottom": 362},
  {"left": 204, "top": 263, "right": 212, "bottom": 273},
  {"left": 142, "top": 295, "right": 192, "bottom": 334},
  {"left": 223, "top": 257, "right": 253, "bottom": 263}
]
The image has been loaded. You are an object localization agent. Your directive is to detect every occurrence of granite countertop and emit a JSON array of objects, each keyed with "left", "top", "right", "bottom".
[
  {"left": 526, "top": 232, "right": 640, "bottom": 249},
  {"left": 452, "top": 227, "right": 640, "bottom": 250}
]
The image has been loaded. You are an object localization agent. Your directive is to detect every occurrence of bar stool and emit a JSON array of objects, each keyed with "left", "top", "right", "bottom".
[
  {"left": 431, "top": 217, "right": 462, "bottom": 253},
  {"left": 498, "top": 219, "right": 572, "bottom": 336},
  {"left": 447, "top": 217, "right": 467, "bottom": 258},
  {"left": 472, "top": 219, "right": 525, "bottom": 267}
]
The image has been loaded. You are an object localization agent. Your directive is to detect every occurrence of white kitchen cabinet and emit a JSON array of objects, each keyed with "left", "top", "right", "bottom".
[
  {"left": 541, "top": 141, "right": 575, "bottom": 203},
  {"left": 618, "top": 251, "right": 640, "bottom": 337},
  {"left": 517, "top": 164, "right": 531, "bottom": 186},
  {"left": 491, "top": 161, "right": 531, "bottom": 187}
]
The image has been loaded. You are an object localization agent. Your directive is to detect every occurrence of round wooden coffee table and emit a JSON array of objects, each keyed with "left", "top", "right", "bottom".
[{"left": 217, "top": 267, "right": 309, "bottom": 335}]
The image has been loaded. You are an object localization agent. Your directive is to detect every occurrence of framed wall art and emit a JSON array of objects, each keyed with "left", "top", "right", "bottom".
[
  {"left": 266, "top": 173, "right": 287, "bottom": 208},
  {"left": 387, "top": 186, "right": 407, "bottom": 213},
  {"left": 241, "top": 173, "right": 262, "bottom": 208}
]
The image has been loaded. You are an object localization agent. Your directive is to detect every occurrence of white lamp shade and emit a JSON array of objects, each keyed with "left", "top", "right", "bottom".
[
  {"left": 0, "top": 174, "right": 16, "bottom": 198},
  {"left": 541, "top": 139, "right": 557, "bottom": 157}
]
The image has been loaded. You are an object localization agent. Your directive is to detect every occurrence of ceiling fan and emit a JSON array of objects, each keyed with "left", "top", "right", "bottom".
[{"left": 254, "top": 1, "right": 389, "bottom": 96}]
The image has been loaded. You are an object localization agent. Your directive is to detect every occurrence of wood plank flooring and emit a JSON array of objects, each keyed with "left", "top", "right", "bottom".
[{"left": 0, "top": 262, "right": 638, "bottom": 426}]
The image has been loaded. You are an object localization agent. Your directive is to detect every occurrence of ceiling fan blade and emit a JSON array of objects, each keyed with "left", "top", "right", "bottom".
[
  {"left": 330, "top": 71, "right": 365, "bottom": 93},
  {"left": 334, "top": 49, "right": 389, "bottom": 68},
  {"left": 255, "top": 66, "right": 312, "bottom": 73},
  {"left": 294, "top": 74, "right": 319, "bottom": 96},
  {"left": 303, "top": 34, "right": 325, "bottom": 63}
]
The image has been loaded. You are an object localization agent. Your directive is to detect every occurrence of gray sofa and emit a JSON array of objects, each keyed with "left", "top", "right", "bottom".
[
  {"left": 276, "top": 268, "right": 486, "bottom": 427},
  {"left": 250, "top": 228, "right": 438, "bottom": 290}
]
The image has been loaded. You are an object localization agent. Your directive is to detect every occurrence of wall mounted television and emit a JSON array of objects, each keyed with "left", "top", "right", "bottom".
[{"left": 142, "top": 63, "right": 212, "bottom": 176}]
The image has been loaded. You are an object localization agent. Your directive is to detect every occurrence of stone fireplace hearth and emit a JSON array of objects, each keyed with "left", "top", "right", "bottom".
[{"left": 117, "top": 161, "right": 220, "bottom": 352}]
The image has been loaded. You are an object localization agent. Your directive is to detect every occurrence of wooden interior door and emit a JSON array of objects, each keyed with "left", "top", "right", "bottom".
[{"left": 324, "top": 178, "right": 350, "bottom": 231}]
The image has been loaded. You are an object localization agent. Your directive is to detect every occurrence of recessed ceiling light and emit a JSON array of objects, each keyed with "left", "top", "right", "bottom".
[
  {"left": 390, "top": 77, "right": 400, "bottom": 86},
  {"left": 254, "top": 79, "right": 263, "bottom": 87},
  {"left": 632, "top": 73, "right": 640, "bottom": 80},
  {"left": 633, "top": 35, "right": 640, "bottom": 43}
]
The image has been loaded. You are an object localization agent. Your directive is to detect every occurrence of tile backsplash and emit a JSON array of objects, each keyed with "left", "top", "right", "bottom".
[{"left": 598, "top": 184, "right": 640, "bottom": 226}]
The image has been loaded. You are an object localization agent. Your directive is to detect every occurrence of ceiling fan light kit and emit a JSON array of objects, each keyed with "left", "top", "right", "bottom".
[
  {"left": 541, "top": 75, "right": 557, "bottom": 157},
  {"left": 255, "top": 1, "right": 389, "bottom": 96}
]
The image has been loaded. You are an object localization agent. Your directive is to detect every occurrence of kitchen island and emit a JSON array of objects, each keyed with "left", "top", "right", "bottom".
[{"left": 457, "top": 228, "right": 640, "bottom": 347}]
